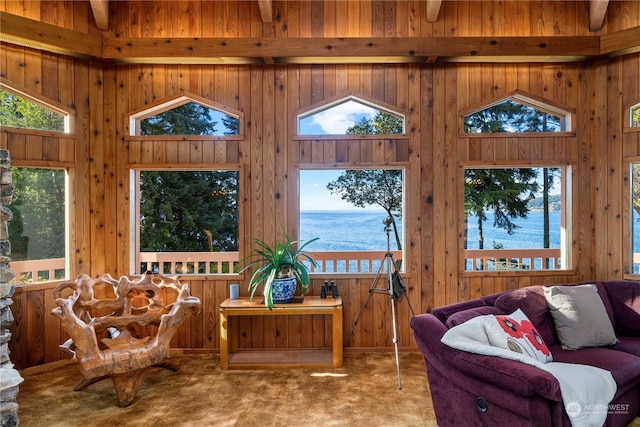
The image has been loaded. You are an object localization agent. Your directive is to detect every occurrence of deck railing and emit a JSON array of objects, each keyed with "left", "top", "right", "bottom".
[
  {"left": 465, "top": 248, "right": 562, "bottom": 271},
  {"left": 138, "top": 251, "right": 241, "bottom": 275},
  {"left": 9, "top": 258, "right": 66, "bottom": 284},
  {"left": 11, "top": 248, "right": 572, "bottom": 283}
]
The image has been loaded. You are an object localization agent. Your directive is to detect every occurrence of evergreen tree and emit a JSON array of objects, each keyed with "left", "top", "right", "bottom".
[
  {"left": 140, "top": 102, "right": 218, "bottom": 135},
  {"left": 139, "top": 170, "right": 238, "bottom": 252}
]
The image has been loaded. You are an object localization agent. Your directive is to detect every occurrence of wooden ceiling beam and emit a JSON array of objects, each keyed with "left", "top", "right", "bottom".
[
  {"left": 0, "top": 13, "right": 101, "bottom": 59},
  {"left": 90, "top": 0, "right": 110, "bottom": 31},
  {"left": 100, "top": 36, "right": 600, "bottom": 63},
  {"left": 426, "top": 0, "right": 443, "bottom": 23},
  {"left": 590, "top": 0, "right": 609, "bottom": 32},
  {"left": 601, "top": 26, "right": 640, "bottom": 56},
  {"left": 258, "top": 0, "right": 273, "bottom": 23}
]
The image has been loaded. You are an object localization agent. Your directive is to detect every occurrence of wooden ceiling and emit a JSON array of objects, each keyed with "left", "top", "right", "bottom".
[
  {"left": 87, "top": 0, "right": 610, "bottom": 31},
  {"left": 2, "top": 0, "right": 639, "bottom": 65}
]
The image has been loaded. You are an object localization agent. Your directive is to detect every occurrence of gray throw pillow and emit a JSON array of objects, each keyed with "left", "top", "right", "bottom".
[{"left": 543, "top": 284, "right": 618, "bottom": 350}]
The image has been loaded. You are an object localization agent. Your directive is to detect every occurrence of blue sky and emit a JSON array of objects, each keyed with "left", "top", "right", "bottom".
[{"left": 299, "top": 169, "right": 385, "bottom": 212}]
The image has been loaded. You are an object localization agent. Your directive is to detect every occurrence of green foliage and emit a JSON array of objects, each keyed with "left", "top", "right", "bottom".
[
  {"left": 346, "top": 111, "right": 403, "bottom": 135},
  {"left": 0, "top": 89, "right": 64, "bottom": 132},
  {"left": 464, "top": 100, "right": 561, "bottom": 133},
  {"left": 465, "top": 168, "right": 539, "bottom": 249},
  {"left": 632, "top": 105, "right": 640, "bottom": 127},
  {"left": 240, "top": 231, "right": 318, "bottom": 310},
  {"left": 139, "top": 170, "right": 239, "bottom": 253},
  {"left": 8, "top": 168, "right": 65, "bottom": 261}
]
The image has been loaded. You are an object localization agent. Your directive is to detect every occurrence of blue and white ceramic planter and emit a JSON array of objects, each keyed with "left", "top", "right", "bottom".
[{"left": 271, "top": 277, "right": 297, "bottom": 303}]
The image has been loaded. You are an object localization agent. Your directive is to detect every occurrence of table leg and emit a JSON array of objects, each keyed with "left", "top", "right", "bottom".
[
  {"left": 219, "top": 311, "right": 229, "bottom": 369},
  {"left": 332, "top": 305, "right": 343, "bottom": 367}
]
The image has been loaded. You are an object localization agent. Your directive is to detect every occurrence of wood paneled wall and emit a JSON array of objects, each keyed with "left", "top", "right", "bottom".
[{"left": 2, "top": 0, "right": 640, "bottom": 369}]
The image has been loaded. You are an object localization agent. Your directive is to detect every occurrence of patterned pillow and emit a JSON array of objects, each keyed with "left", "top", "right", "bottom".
[{"left": 484, "top": 308, "right": 553, "bottom": 363}]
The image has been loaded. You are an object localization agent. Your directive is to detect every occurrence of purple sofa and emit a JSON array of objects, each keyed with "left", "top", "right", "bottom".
[{"left": 410, "top": 280, "right": 640, "bottom": 426}]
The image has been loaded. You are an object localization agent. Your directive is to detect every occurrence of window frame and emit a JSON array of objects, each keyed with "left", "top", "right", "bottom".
[
  {"left": 460, "top": 162, "right": 574, "bottom": 275},
  {"left": 129, "top": 166, "right": 242, "bottom": 277},
  {"left": 0, "top": 78, "right": 75, "bottom": 135},
  {"left": 624, "top": 99, "right": 640, "bottom": 133},
  {"left": 459, "top": 90, "right": 576, "bottom": 138},
  {"left": 9, "top": 165, "right": 71, "bottom": 285},
  {"left": 293, "top": 92, "right": 407, "bottom": 140},
  {"left": 126, "top": 92, "right": 244, "bottom": 141}
]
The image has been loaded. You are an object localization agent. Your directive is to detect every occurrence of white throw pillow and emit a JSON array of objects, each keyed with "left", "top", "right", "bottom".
[{"left": 484, "top": 308, "right": 553, "bottom": 363}]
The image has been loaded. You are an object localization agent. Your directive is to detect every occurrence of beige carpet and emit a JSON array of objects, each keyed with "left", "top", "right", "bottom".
[{"left": 17, "top": 352, "right": 437, "bottom": 427}]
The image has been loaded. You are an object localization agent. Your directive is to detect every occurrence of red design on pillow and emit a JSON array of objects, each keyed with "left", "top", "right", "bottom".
[{"left": 497, "top": 315, "right": 551, "bottom": 357}]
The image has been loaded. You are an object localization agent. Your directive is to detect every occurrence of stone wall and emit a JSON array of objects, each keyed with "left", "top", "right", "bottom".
[{"left": 0, "top": 149, "right": 23, "bottom": 427}]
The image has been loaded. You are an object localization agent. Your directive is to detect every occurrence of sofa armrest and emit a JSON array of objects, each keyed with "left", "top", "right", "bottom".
[
  {"left": 411, "top": 314, "right": 562, "bottom": 401},
  {"left": 604, "top": 281, "right": 640, "bottom": 336}
]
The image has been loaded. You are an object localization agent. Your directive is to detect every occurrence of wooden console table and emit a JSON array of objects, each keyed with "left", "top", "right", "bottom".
[{"left": 219, "top": 296, "right": 343, "bottom": 370}]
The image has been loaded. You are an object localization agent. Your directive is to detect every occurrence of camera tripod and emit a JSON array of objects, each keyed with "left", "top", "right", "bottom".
[{"left": 348, "top": 216, "right": 415, "bottom": 389}]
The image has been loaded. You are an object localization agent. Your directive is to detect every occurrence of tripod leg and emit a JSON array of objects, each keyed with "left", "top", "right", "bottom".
[
  {"left": 387, "top": 257, "right": 403, "bottom": 390},
  {"left": 391, "top": 296, "right": 402, "bottom": 389}
]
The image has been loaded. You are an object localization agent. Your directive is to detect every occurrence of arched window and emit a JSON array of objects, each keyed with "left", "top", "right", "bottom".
[
  {"left": 128, "top": 92, "right": 243, "bottom": 138},
  {"left": 297, "top": 93, "right": 405, "bottom": 136},
  {"left": 0, "top": 81, "right": 73, "bottom": 133},
  {"left": 461, "top": 90, "right": 574, "bottom": 134}
]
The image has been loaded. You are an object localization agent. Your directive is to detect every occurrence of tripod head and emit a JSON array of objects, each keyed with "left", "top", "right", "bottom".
[{"left": 382, "top": 216, "right": 394, "bottom": 252}]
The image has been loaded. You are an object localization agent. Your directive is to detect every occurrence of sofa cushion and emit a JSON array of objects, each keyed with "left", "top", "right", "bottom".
[
  {"left": 445, "top": 306, "right": 504, "bottom": 328},
  {"left": 494, "top": 286, "right": 558, "bottom": 347},
  {"left": 485, "top": 309, "right": 553, "bottom": 363},
  {"left": 544, "top": 284, "right": 618, "bottom": 350},
  {"left": 550, "top": 345, "right": 640, "bottom": 395}
]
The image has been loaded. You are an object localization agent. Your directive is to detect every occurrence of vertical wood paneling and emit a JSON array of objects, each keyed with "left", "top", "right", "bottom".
[{"left": 3, "top": 0, "right": 640, "bottom": 369}]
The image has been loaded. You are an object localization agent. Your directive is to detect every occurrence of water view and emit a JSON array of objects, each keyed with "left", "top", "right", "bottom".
[{"left": 300, "top": 210, "right": 561, "bottom": 251}]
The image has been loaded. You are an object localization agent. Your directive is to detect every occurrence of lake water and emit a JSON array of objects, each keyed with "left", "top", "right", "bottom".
[{"left": 300, "top": 210, "right": 562, "bottom": 251}]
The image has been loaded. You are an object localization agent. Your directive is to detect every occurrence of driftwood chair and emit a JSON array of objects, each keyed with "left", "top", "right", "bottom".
[{"left": 50, "top": 272, "right": 201, "bottom": 407}]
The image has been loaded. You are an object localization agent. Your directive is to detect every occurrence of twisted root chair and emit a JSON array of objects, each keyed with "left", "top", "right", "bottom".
[{"left": 50, "top": 272, "right": 201, "bottom": 407}]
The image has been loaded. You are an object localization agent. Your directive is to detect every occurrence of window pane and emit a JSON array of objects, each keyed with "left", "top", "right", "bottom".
[
  {"left": 632, "top": 104, "right": 640, "bottom": 127},
  {"left": 0, "top": 89, "right": 65, "bottom": 132},
  {"left": 299, "top": 99, "right": 404, "bottom": 135},
  {"left": 136, "top": 170, "right": 239, "bottom": 275},
  {"left": 299, "top": 169, "right": 404, "bottom": 273},
  {"left": 464, "top": 166, "right": 567, "bottom": 271},
  {"left": 464, "top": 99, "right": 564, "bottom": 133},
  {"left": 9, "top": 167, "right": 67, "bottom": 283},
  {"left": 140, "top": 102, "right": 239, "bottom": 136}
]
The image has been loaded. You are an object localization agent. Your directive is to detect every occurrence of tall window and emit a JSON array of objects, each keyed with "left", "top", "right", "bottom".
[
  {"left": 630, "top": 163, "right": 640, "bottom": 274},
  {"left": 131, "top": 169, "right": 240, "bottom": 275},
  {"left": 9, "top": 167, "right": 68, "bottom": 283},
  {"left": 299, "top": 168, "right": 405, "bottom": 273},
  {"left": 464, "top": 166, "right": 570, "bottom": 271}
]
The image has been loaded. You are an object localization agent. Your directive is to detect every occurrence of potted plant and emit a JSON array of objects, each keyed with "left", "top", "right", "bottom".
[{"left": 240, "top": 230, "right": 319, "bottom": 310}]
